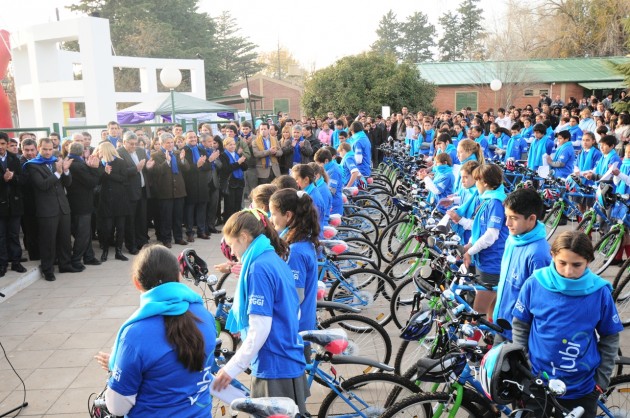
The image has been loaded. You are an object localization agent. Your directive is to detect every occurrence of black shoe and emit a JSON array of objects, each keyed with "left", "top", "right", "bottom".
[
  {"left": 43, "top": 272, "right": 56, "bottom": 281},
  {"left": 115, "top": 249, "right": 129, "bottom": 261},
  {"left": 207, "top": 227, "right": 219, "bottom": 234},
  {"left": 20, "top": 257, "right": 27, "bottom": 262},
  {"left": 71, "top": 263, "right": 86, "bottom": 271},
  {"left": 0, "top": 265, "right": 6, "bottom": 277},
  {"left": 10, "top": 263, "right": 27, "bottom": 273},
  {"left": 175, "top": 239, "right": 188, "bottom": 245},
  {"left": 162, "top": 241, "right": 172, "bottom": 248},
  {"left": 84, "top": 258, "right": 102, "bottom": 266},
  {"left": 59, "top": 265, "right": 82, "bottom": 273},
  {"left": 101, "top": 249, "right": 109, "bottom": 262},
  {"left": 127, "top": 248, "right": 139, "bottom": 255}
]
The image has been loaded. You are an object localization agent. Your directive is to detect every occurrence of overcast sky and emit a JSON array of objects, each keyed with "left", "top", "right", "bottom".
[{"left": 1, "top": 0, "right": 506, "bottom": 69}]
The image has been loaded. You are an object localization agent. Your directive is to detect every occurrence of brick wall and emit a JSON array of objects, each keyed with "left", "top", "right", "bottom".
[
  {"left": 432, "top": 83, "right": 586, "bottom": 113},
  {"left": 224, "top": 76, "right": 304, "bottom": 119}
]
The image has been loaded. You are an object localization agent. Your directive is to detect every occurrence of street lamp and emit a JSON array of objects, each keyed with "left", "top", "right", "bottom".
[
  {"left": 160, "top": 67, "right": 182, "bottom": 125},
  {"left": 490, "top": 79, "right": 502, "bottom": 115},
  {"left": 240, "top": 87, "right": 250, "bottom": 116}
]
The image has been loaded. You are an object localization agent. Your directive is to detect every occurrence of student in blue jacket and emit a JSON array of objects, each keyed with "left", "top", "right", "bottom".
[
  {"left": 493, "top": 188, "right": 551, "bottom": 341},
  {"left": 315, "top": 148, "right": 343, "bottom": 216},
  {"left": 291, "top": 163, "right": 327, "bottom": 234},
  {"left": 527, "top": 123, "right": 555, "bottom": 170},
  {"left": 213, "top": 209, "right": 308, "bottom": 414},
  {"left": 309, "top": 162, "right": 332, "bottom": 225},
  {"left": 584, "top": 134, "right": 621, "bottom": 183},
  {"left": 512, "top": 231, "right": 622, "bottom": 417},
  {"left": 546, "top": 130, "right": 575, "bottom": 179}
]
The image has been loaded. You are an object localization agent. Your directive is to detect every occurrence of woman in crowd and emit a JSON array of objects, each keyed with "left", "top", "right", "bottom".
[{"left": 219, "top": 137, "right": 248, "bottom": 223}]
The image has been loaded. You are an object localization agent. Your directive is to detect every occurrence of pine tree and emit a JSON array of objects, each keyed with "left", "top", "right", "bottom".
[
  {"left": 457, "top": 0, "right": 486, "bottom": 60},
  {"left": 400, "top": 11, "right": 436, "bottom": 63},
  {"left": 371, "top": 10, "right": 403, "bottom": 60},
  {"left": 438, "top": 11, "right": 463, "bottom": 61}
]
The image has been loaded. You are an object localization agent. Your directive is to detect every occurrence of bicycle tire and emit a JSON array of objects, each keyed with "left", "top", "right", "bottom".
[
  {"left": 391, "top": 234, "right": 426, "bottom": 260},
  {"left": 344, "top": 213, "right": 380, "bottom": 243},
  {"left": 383, "top": 252, "right": 434, "bottom": 282},
  {"left": 216, "top": 272, "right": 234, "bottom": 291},
  {"left": 389, "top": 276, "right": 434, "bottom": 330},
  {"left": 326, "top": 268, "right": 396, "bottom": 326},
  {"left": 613, "top": 257, "right": 630, "bottom": 290},
  {"left": 543, "top": 203, "right": 563, "bottom": 241},
  {"left": 344, "top": 237, "right": 382, "bottom": 269},
  {"left": 591, "top": 229, "right": 624, "bottom": 275},
  {"left": 334, "top": 225, "right": 371, "bottom": 242},
  {"left": 599, "top": 373, "right": 630, "bottom": 417},
  {"left": 319, "top": 314, "right": 392, "bottom": 372},
  {"left": 318, "top": 372, "right": 421, "bottom": 418},
  {"left": 379, "top": 390, "right": 486, "bottom": 418},
  {"left": 394, "top": 336, "right": 437, "bottom": 377},
  {"left": 612, "top": 272, "right": 630, "bottom": 328},
  {"left": 378, "top": 218, "right": 414, "bottom": 263},
  {"left": 334, "top": 253, "right": 379, "bottom": 272}
]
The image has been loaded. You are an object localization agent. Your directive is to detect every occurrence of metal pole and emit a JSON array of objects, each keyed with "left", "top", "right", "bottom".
[
  {"left": 170, "top": 88, "right": 176, "bottom": 125},
  {"left": 244, "top": 73, "right": 254, "bottom": 128}
]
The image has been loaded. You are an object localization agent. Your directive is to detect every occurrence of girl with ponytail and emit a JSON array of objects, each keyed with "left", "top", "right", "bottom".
[
  {"left": 270, "top": 188, "right": 320, "bottom": 338},
  {"left": 291, "top": 163, "right": 327, "bottom": 233},
  {"left": 212, "top": 209, "right": 308, "bottom": 414}
]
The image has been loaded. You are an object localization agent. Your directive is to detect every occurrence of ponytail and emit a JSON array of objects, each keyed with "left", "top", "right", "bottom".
[
  {"left": 270, "top": 188, "right": 320, "bottom": 247},
  {"left": 223, "top": 209, "right": 289, "bottom": 259},
  {"left": 458, "top": 139, "right": 485, "bottom": 165}
]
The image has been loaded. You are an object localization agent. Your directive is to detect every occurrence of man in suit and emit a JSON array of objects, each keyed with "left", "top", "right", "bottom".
[
  {"left": 19, "top": 138, "right": 39, "bottom": 261},
  {"left": 200, "top": 133, "right": 221, "bottom": 234},
  {"left": 118, "top": 131, "right": 148, "bottom": 254},
  {"left": 66, "top": 140, "right": 101, "bottom": 268},
  {"left": 252, "top": 122, "right": 282, "bottom": 184},
  {"left": 25, "top": 138, "right": 79, "bottom": 281},
  {"left": 182, "top": 130, "right": 211, "bottom": 241},
  {"left": 0, "top": 132, "right": 26, "bottom": 276}
]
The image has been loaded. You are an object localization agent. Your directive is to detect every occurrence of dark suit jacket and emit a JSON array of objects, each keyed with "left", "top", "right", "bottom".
[
  {"left": 67, "top": 158, "right": 101, "bottom": 216},
  {"left": 118, "top": 147, "right": 147, "bottom": 202},
  {"left": 19, "top": 156, "right": 36, "bottom": 216},
  {"left": 26, "top": 162, "right": 72, "bottom": 218},
  {"left": 182, "top": 145, "right": 211, "bottom": 203},
  {"left": 0, "top": 152, "right": 24, "bottom": 217},
  {"left": 98, "top": 158, "right": 129, "bottom": 217},
  {"left": 218, "top": 151, "right": 248, "bottom": 191},
  {"left": 148, "top": 150, "right": 188, "bottom": 200}
]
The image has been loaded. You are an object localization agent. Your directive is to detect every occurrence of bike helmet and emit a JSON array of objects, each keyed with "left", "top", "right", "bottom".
[
  {"left": 400, "top": 308, "right": 434, "bottom": 341},
  {"left": 565, "top": 175, "right": 579, "bottom": 193},
  {"left": 505, "top": 158, "right": 516, "bottom": 172},
  {"left": 479, "top": 342, "right": 531, "bottom": 405},
  {"left": 220, "top": 237, "right": 237, "bottom": 262},
  {"left": 178, "top": 249, "right": 208, "bottom": 280}
]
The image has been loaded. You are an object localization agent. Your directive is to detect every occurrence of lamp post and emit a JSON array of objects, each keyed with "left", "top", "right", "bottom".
[
  {"left": 160, "top": 67, "right": 182, "bottom": 125},
  {"left": 490, "top": 79, "right": 502, "bottom": 115}
]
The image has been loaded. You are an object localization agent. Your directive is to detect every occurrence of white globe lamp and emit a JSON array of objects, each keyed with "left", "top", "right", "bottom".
[
  {"left": 160, "top": 67, "right": 182, "bottom": 124},
  {"left": 490, "top": 79, "right": 502, "bottom": 91}
]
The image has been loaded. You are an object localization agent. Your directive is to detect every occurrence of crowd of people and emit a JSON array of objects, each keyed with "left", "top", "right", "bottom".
[{"left": 2, "top": 89, "right": 629, "bottom": 416}]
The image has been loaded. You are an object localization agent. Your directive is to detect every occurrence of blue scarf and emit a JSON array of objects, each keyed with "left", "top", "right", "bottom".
[
  {"left": 428, "top": 165, "right": 453, "bottom": 204},
  {"left": 521, "top": 126, "right": 533, "bottom": 140},
  {"left": 341, "top": 150, "right": 356, "bottom": 169},
  {"left": 617, "top": 158, "right": 630, "bottom": 194},
  {"left": 455, "top": 186, "right": 479, "bottom": 218},
  {"left": 108, "top": 282, "right": 203, "bottom": 370},
  {"left": 552, "top": 141, "right": 573, "bottom": 162},
  {"left": 161, "top": 147, "right": 179, "bottom": 174},
  {"left": 279, "top": 227, "right": 289, "bottom": 238},
  {"left": 23, "top": 153, "right": 58, "bottom": 169},
  {"left": 349, "top": 130, "right": 368, "bottom": 147},
  {"left": 316, "top": 177, "right": 326, "bottom": 188},
  {"left": 494, "top": 222, "right": 546, "bottom": 320},
  {"left": 528, "top": 137, "right": 548, "bottom": 169},
  {"left": 534, "top": 262, "right": 611, "bottom": 296},
  {"left": 226, "top": 151, "right": 243, "bottom": 179},
  {"left": 293, "top": 138, "right": 302, "bottom": 165},
  {"left": 107, "top": 135, "right": 118, "bottom": 148},
  {"left": 595, "top": 150, "right": 618, "bottom": 176},
  {"left": 187, "top": 144, "right": 201, "bottom": 164},
  {"left": 505, "top": 135, "right": 519, "bottom": 161},
  {"left": 454, "top": 153, "right": 478, "bottom": 193},
  {"left": 304, "top": 182, "right": 316, "bottom": 196},
  {"left": 577, "top": 147, "right": 599, "bottom": 172},
  {"left": 225, "top": 235, "right": 275, "bottom": 339},
  {"left": 471, "top": 185, "right": 507, "bottom": 259},
  {"left": 67, "top": 153, "right": 84, "bottom": 162},
  {"left": 324, "top": 161, "right": 337, "bottom": 173},
  {"left": 262, "top": 136, "right": 271, "bottom": 167}
]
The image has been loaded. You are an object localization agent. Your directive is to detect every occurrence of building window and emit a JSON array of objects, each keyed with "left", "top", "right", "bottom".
[
  {"left": 274, "top": 99, "right": 289, "bottom": 115},
  {"left": 539, "top": 89, "right": 549, "bottom": 96},
  {"left": 455, "top": 92, "right": 478, "bottom": 112},
  {"left": 524, "top": 89, "right": 534, "bottom": 97}
]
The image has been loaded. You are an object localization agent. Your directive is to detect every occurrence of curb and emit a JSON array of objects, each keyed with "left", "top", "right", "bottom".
[{"left": 0, "top": 267, "right": 41, "bottom": 303}]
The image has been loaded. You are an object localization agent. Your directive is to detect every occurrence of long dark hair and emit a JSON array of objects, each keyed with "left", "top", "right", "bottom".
[
  {"left": 270, "top": 188, "right": 320, "bottom": 247},
  {"left": 223, "top": 210, "right": 289, "bottom": 259},
  {"left": 551, "top": 231, "right": 595, "bottom": 263},
  {"left": 132, "top": 245, "right": 205, "bottom": 371}
]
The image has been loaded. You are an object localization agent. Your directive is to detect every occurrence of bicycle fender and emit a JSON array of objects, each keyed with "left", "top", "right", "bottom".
[{"left": 330, "top": 355, "right": 394, "bottom": 372}]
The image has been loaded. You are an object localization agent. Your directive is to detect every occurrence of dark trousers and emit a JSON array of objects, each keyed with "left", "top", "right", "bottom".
[
  {"left": 125, "top": 195, "right": 148, "bottom": 251},
  {"left": 147, "top": 197, "right": 160, "bottom": 239},
  {"left": 0, "top": 215, "right": 22, "bottom": 266},
  {"left": 21, "top": 214, "right": 40, "bottom": 260},
  {"left": 206, "top": 185, "right": 220, "bottom": 232},
  {"left": 71, "top": 213, "right": 94, "bottom": 264},
  {"left": 258, "top": 171, "right": 275, "bottom": 185},
  {"left": 185, "top": 201, "right": 207, "bottom": 235},
  {"left": 158, "top": 197, "right": 184, "bottom": 243},
  {"left": 99, "top": 216, "right": 125, "bottom": 250},
  {"left": 38, "top": 213, "right": 72, "bottom": 274},
  {"left": 223, "top": 186, "right": 244, "bottom": 222}
]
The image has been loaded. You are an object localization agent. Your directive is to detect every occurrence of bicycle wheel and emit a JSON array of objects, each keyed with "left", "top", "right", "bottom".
[
  {"left": 344, "top": 213, "right": 380, "bottom": 243},
  {"left": 319, "top": 314, "right": 392, "bottom": 373},
  {"left": 543, "top": 203, "right": 562, "bottom": 241},
  {"left": 389, "top": 277, "right": 434, "bottom": 330},
  {"left": 384, "top": 252, "right": 433, "bottom": 282},
  {"left": 380, "top": 391, "right": 486, "bottom": 418},
  {"left": 612, "top": 273, "right": 630, "bottom": 327},
  {"left": 334, "top": 253, "right": 378, "bottom": 272},
  {"left": 599, "top": 373, "right": 630, "bottom": 417},
  {"left": 613, "top": 257, "right": 630, "bottom": 290},
  {"left": 391, "top": 234, "right": 426, "bottom": 259},
  {"left": 216, "top": 272, "right": 235, "bottom": 291},
  {"left": 335, "top": 226, "right": 370, "bottom": 242},
  {"left": 591, "top": 229, "right": 623, "bottom": 275},
  {"left": 575, "top": 211, "right": 603, "bottom": 246},
  {"left": 394, "top": 335, "right": 437, "bottom": 376},
  {"left": 378, "top": 219, "right": 415, "bottom": 263},
  {"left": 326, "top": 269, "right": 396, "bottom": 326},
  {"left": 344, "top": 237, "right": 382, "bottom": 269},
  {"left": 318, "top": 372, "right": 421, "bottom": 418}
]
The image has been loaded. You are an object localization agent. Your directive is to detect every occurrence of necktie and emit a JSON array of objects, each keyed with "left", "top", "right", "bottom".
[{"left": 47, "top": 163, "right": 53, "bottom": 173}]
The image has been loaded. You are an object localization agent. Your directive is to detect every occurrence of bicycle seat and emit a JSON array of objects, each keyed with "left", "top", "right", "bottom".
[
  {"left": 322, "top": 226, "right": 338, "bottom": 239},
  {"left": 343, "top": 186, "right": 359, "bottom": 197},
  {"left": 299, "top": 329, "right": 348, "bottom": 355},
  {"left": 392, "top": 197, "right": 413, "bottom": 212},
  {"left": 414, "top": 352, "right": 467, "bottom": 382},
  {"left": 328, "top": 213, "right": 342, "bottom": 227},
  {"left": 230, "top": 397, "right": 299, "bottom": 418},
  {"left": 320, "top": 240, "right": 348, "bottom": 255}
]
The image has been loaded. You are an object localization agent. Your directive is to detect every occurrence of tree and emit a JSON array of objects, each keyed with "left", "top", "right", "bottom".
[
  {"left": 302, "top": 52, "right": 435, "bottom": 117},
  {"left": 258, "top": 47, "right": 305, "bottom": 80},
  {"left": 612, "top": 18, "right": 630, "bottom": 114},
  {"left": 457, "top": 0, "right": 486, "bottom": 60},
  {"left": 437, "top": 11, "right": 463, "bottom": 62},
  {"left": 370, "top": 10, "right": 403, "bottom": 60},
  {"left": 400, "top": 11, "right": 436, "bottom": 63}
]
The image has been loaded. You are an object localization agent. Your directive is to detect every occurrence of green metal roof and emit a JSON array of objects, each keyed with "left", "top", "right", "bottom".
[{"left": 417, "top": 57, "right": 630, "bottom": 86}]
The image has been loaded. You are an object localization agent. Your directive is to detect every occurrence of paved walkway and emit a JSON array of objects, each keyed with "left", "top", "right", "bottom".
[{"left": 0, "top": 229, "right": 629, "bottom": 417}]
